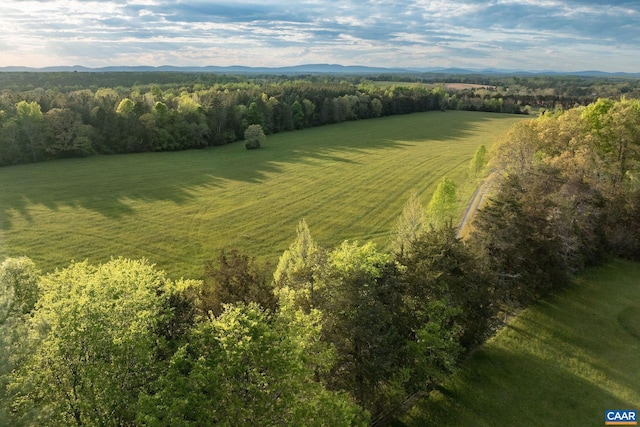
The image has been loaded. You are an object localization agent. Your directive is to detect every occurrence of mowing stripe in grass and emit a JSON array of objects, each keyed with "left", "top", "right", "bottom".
[{"left": 0, "top": 111, "right": 525, "bottom": 278}]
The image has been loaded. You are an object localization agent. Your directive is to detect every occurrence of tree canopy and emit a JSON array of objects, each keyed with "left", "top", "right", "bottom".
[
  {"left": 6, "top": 258, "right": 200, "bottom": 426},
  {"left": 426, "top": 177, "right": 458, "bottom": 228}
]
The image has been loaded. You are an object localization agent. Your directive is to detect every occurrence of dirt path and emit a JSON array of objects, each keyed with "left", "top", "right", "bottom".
[{"left": 457, "top": 176, "right": 493, "bottom": 238}]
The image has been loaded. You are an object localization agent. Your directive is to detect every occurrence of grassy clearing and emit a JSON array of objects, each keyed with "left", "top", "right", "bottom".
[
  {"left": 0, "top": 111, "right": 524, "bottom": 278},
  {"left": 401, "top": 259, "right": 640, "bottom": 427}
]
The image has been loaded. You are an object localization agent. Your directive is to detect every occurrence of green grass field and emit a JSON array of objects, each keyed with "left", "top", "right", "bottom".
[
  {"left": 0, "top": 111, "right": 524, "bottom": 278},
  {"left": 401, "top": 259, "right": 640, "bottom": 427}
]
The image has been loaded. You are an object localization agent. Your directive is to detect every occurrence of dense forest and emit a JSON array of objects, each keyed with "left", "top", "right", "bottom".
[
  {"left": 1, "top": 72, "right": 639, "bottom": 166},
  {"left": 1, "top": 97, "right": 639, "bottom": 425}
]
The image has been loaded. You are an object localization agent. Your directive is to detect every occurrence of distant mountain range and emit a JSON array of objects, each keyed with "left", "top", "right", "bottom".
[{"left": 0, "top": 64, "right": 638, "bottom": 77}]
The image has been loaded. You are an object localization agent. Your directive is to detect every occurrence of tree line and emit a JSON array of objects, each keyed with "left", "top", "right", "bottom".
[
  {"left": 3, "top": 72, "right": 637, "bottom": 167},
  {"left": 1, "top": 98, "right": 639, "bottom": 425},
  {"left": 372, "top": 73, "right": 640, "bottom": 107},
  {"left": 0, "top": 73, "right": 534, "bottom": 166}
]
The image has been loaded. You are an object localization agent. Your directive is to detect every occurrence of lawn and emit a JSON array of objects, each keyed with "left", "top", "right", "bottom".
[
  {"left": 0, "top": 111, "right": 525, "bottom": 278},
  {"left": 401, "top": 259, "right": 640, "bottom": 427}
]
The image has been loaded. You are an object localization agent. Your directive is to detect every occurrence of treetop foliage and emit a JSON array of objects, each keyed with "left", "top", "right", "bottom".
[
  {"left": 0, "top": 256, "right": 39, "bottom": 322},
  {"left": 390, "top": 191, "right": 426, "bottom": 255},
  {"left": 472, "top": 97, "right": 640, "bottom": 305},
  {"left": 4, "top": 258, "right": 201, "bottom": 426},
  {"left": 3, "top": 71, "right": 638, "bottom": 167},
  {"left": 138, "top": 302, "right": 367, "bottom": 427},
  {"left": 426, "top": 177, "right": 458, "bottom": 229}
]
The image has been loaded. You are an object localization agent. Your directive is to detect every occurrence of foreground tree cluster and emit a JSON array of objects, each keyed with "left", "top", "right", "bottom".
[
  {"left": 1, "top": 98, "right": 639, "bottom": 425},
  {"left": 1, "top": 226, "right": 489, "bottom": 425},
  {"left": 472, "top": 97, "right": 640, "bottom": 305}
]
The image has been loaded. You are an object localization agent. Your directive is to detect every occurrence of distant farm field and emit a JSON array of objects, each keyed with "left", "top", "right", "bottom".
[
  {"left": 0, "top": 111, "right": 525, "bottom": 278},
  {"left": 369, "top": 82, "right": 498, "bottom": 91},
  {"left": 445, "top": 83, "right": 497, "bottom": 91},
  {"left": 402, "top": 259, "right": 640, "bottom": 426}
]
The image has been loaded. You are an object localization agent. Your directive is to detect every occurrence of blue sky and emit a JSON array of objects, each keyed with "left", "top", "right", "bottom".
[{"left": 0, "top": 0, "right": 638, "bottom": 71}]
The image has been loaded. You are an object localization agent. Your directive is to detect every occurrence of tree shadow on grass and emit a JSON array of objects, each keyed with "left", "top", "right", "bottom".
[
  {"left": 403, "top": 262, "right": 640, "bottom": 427},
  {"left": 403, "top": 346, "right": 636, "bottom": 427},
  {"left": 0, "top": 112, "right": 516, "bottom": 228}
]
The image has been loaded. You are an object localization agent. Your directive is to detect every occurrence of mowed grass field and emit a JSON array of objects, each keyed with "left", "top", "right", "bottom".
[
  {"left": 401, "top": 259, "right": 640, "bottom": 427},
  {"left": 0, "top": 111, "right": 525, "bottom": 278}
]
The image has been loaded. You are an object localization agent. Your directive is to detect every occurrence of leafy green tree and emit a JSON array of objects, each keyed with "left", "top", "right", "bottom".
[
  {"left": 8, "top": 258, "right": 199, "bottom": 426},
  {"left": 491, "top": 120, "right": 539, "bottom": 175},
  {"left": 274, "top": 227, "right": 478, "bottom": 418},
  {"left": 585, "top": 98, "right": 640, "bottom": 194},
  {"left": 115, "top": 97, "right": 140, "bottom": 151},
  {"left": 173, "top": 93, "right": 211, "bottom": 148},
  {"left": 292, "top": 101, "right": 305, "bottom": 129},
  {"left": 176, "top": 92, "right": 201, "bottom": 115},
  {"left": 203, "top": 91, "right": 236, "bottom": 145},
  {"left": 322, "top": 241, "right": 405, "bottom": 414},
  {"left": 276, "top": 227, "right": 415, "bottom": 415},
  {"left": 470, "top": 144, "right": 487, "bottom": 178},
  {"left": 398, "top": 226, "right": 492, "bottom": 351},
  {"left": 138, "top": 302, "right": 368, "bottom": 427},
  {"left": 426, "top": 177, "right": 458, "bottom": 228},
  {"left": 320, "top": 98, "right": 332, "bottom": 124},
  {"left": 266, "top": 95, "right": 283, "bottom": 132},
  {"left": 390, "top": 191, "right": 426, "bottom": 255},
  {"left": 137, "top": 112, "right": 160, "bottom": 151},
  {"left": 44, "top": 108, "right": 93, "bottom": 157},
  {"left": 273, "top": 219, "right": 326, "bottom": 312},
  {"left": 152, "top": 100, "right": 169, "bottom": 117},
  {"left": 246, "top": 101, "right": 263, "bottom": 127},
  {"left": 0, "top": 257, "right": 39, "bottom": 323},
  {"left": 0, "top": 117, "right": 22, "bottom": 165},
  {"left": 15, "top": 100, "right": 45, "bottom": 161},
  {"left": 202, "top": 248, "right": 276, "bottom": 317},
  {"left": 370, "top": 98, "right": 383, "bottom": 118},
  {"left": 183, "top": 120, "right": 211, "bottom": 149},
  {"left": 149, "top": 101, "right": 178, "bottom": 149},
  {"left": 406, "top": 299, "right": 462, "bottom": 390},
  {"left": 244, "top": 124, "right": 266, "bottom": 150},
  {"left": 0, "top": 257, "right": 41, "bottom": 425},
  {"left": 115, "top": 98, "right": 136, "bottom": 117},
  {"left": 470, "top": 172, "right": 569, "bottom": 305},
  {"left": 94, "top": 88, "right": 119, "bottom": 109},
  {"left": 302, "top": 98, "right": 316, "bottom": 126}
]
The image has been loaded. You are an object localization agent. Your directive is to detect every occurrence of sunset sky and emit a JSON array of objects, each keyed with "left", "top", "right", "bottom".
[{"left": 1, "top": 0, "right": 638, "bottom": 72}]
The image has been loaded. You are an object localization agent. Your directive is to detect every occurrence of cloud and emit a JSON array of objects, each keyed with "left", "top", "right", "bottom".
[{"left": 0, "top": 0, "right": 638, "bottom": 71}]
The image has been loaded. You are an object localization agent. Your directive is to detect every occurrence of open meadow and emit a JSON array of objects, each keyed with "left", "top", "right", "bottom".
[
  {"left": 0, "top": 111, "right": 525, "bottom": 278},
  {"left": 401, "top": 259, "right": 640, "bottom": 426}
]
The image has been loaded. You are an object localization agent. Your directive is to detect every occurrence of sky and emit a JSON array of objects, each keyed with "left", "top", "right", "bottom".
[{"left": 0, "top": 0, "right": 638, "bottom": 72}]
